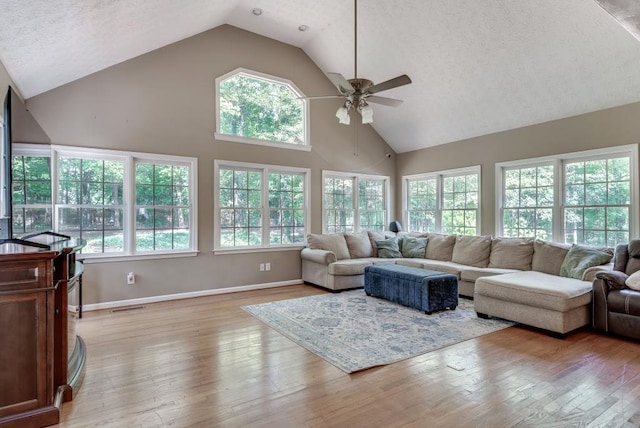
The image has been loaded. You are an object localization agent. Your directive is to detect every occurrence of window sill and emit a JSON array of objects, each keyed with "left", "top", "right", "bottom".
[
  {"left": 214, "top": 133, "right": 311, "bottom": 152},
  {"left": 213, "top": 245, "right": 305, "bottom": 255},
  {"left": 79, "top": 251, "right": 199, "bottom": 264}
]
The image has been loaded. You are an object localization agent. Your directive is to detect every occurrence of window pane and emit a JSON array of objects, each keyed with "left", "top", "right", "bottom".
[
  {"left": 135, "top": 162, "right": 191, "bottom": 251},
  {"left": 219, "top": 72, "right": 305, "bottom": 145}
]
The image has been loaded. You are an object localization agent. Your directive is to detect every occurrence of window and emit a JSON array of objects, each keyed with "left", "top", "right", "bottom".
[
  {"left": 497, "top": 145, "right": 638, "bottom": 246},
  {"left": 404, "top": 166, "right": 481, "bottom": 235},
  {"left": 11, "top": 144, "right": 197, "bottom": 260},
  {"left": 322, "top": 171, "right": 389, "bottom": 233},
  {"left": 12, "top": 151, "right": 53, "bottom": 235},
  {"left": 215, "top": 68, "right": 309, "bottom": 151},
  {"left": 564, "top": 157, "right": 630, "bottom": 246},
  {"left": 501, "top": 164, "right": 554, "bottom": 240},
  {"left": 215, "top": 160, "right": 309, "bottom": 251},
  {"left": 57, "top": 156, "right": 125, "bottom": 253},
  {"left": 135, "top": 162, "right": 191, "bottom": 251}
]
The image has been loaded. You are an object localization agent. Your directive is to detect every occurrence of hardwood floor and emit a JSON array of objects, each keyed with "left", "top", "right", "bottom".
[{"left": 58, "top": 284, "right": 640, "bottom": 427}]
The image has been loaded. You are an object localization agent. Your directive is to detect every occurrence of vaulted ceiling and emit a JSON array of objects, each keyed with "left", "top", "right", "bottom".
[{"left": 1, "top": 0, "right": 640, "bottom": 153}]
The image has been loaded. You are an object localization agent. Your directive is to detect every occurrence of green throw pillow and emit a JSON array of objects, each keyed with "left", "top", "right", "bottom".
[
  {"left": 559, "top": 244, "right": 613, "bottom": 279},
  {"left": 400, "top": 236, "right": 427, "bottom": 258},
  {"left": 375, "top": 238, "right": 402, "bottom": 258}
]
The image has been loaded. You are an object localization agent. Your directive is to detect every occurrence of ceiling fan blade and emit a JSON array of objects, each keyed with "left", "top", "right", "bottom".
[
  {"left": 327, "top": 72, "right": 355, "bottom": 94},
  {"left": 367, "top": 96, "right": 403, "bottom": 107},
  {"left": 368, "top": 74, "right": 412, "bottom": 94}
]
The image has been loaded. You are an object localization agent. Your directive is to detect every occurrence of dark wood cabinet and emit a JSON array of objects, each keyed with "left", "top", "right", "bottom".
[
  {"left": 0, "top": 251, "right": 59, "bottom": 427},
  {"left": 0, "top": 236, "right": 86, "bottom": 427}
]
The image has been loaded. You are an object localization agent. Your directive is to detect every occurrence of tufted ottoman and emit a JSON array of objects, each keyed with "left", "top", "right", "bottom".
[{"left": 364, "top": 264, "right": 458, "bottom": 314}]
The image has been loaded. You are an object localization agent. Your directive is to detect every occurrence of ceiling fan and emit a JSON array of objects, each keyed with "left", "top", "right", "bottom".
[{"left": 304, "top": 0, "right": 412, "bottom": 125}]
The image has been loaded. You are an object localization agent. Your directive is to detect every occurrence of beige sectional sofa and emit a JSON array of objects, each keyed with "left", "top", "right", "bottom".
[{"left": 301, "top": 231, "right": 614, "bottom": 334}]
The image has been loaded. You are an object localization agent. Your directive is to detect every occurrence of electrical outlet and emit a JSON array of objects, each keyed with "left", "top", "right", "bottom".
[
  {"left": 127, "top": 272, "right": 135, "bottom": 285},
  {"left": 259, "top": 263, "right": 265, "bottom": 271},
  {"left": 265, "top": 262, "right": 271, "bottom": 271}
]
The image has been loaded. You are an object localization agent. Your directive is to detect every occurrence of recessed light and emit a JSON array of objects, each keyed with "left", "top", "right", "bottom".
[
  {"left": 298, "top": 24, "right": 309, "bottom": 32},
  {"left": 251, "top": 8, "right": 263, "bottom": 16}
]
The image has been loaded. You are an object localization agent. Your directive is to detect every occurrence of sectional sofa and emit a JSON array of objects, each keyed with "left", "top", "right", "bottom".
[{"left": 301, "top": 231, "right": 614, "bottom": 334}]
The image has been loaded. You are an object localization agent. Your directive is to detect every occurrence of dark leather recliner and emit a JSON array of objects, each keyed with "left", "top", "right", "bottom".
[{"left": 593, "top": 240, "right": 640, "bottom": 340}]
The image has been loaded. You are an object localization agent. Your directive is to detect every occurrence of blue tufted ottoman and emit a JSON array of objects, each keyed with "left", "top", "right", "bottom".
[{"left": 364, "top": 264, "right": 458, "bottom": 314}]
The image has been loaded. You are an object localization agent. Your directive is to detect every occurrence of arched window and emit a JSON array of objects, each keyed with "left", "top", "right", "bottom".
[{"left": 215, "top": 69, "right": 309, "bottom": 150}]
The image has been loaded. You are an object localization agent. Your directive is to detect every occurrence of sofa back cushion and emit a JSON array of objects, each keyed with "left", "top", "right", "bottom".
[
  {"left": 344, "top": 232, "right": 374, "bottom": 258},
  {"left": 307, "top": 233, "right": 350, "bottom": 260},
  {"left": 532, "top": 240, "right": 571, "bottom": 275},
  {"left": 451, "top": 235, "right": 492, "bottom": 268},
  {"left": 425, "top": 233, "right": 456, "bottom": 261},
  {"left": 559, "top": 244, "right": 613, "bottom": 279},
  {"left": 368, "top": 231, "right": 387, "bottom": 257},
  {"left": 489, "top": 237, "right": 534, "bottom": 270}
]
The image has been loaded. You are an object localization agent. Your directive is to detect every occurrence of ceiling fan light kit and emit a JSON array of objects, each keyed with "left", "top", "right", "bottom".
[{"left": 303, "top": 0, "right": 412, "bottom": 125}]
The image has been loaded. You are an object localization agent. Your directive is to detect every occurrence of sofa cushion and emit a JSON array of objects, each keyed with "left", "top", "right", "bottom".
[
  {"left": 532, "top": 240, "right": 571, "bottom": 276},
  {"left": 344, "top": 232, "right": 374, "bottom": 258},
  {"left": 400, "top": 236, "right": 428, "bottom": 258},
  {"left": 489, "top": 237, "right": 534, "bottom": 271},
  {"left": 452, "top": 235, "right": 492, "bottom": 268},
  {"left": 307, "top": 233, "right": 350, "bottom": 260},
  {"left": 626, "top": 270, "right": 640, "bottom": 291},
  {"left": 327, "top": 259, "right": 373, "bottom": 276},
  {"left": 474, "top": 271, "right": 592, "bottom": 312},
  {"left": 425, "top": 233, "right": 456, "bottom": 261},
  {"left": 375, "top": 238, "right": 402, "bottom": 258},
  {"left": 559, "top": 244, "right": 613, "bottom": 279},
  {"left": 629, "top": 240, "right": 640, "bottom": 258},
  {"left": 460, "top": 266, "right": 521, "bottom": 283}
]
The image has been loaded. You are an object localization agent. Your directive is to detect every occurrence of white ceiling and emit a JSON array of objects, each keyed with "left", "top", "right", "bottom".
[{"left": 1, "top": 0, "right": 640, "bottom": 153}]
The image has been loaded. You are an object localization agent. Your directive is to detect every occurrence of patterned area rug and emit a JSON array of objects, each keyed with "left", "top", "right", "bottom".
[{"left": 243, "top": 289, "right": 514, "bottom": 373}]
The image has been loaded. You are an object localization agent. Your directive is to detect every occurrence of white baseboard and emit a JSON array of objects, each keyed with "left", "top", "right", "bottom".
[{"left": 82, "top": 279, "right": 302, "bottom": 312}]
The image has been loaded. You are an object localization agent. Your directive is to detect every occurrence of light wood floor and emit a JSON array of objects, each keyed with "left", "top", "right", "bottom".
[{"left": 58, "top": 284, "right": 640, "bottom": 428}]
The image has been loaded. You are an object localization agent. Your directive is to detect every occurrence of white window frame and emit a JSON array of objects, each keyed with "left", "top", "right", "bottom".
[
  {"left": 214, "top": 68, "right": 311, "bottom": 152},
  {"left": 12, "top": 144, "right": 198, "bottom": 262},
  {"left": 322, "top": 170, "right": 390, "bottom": 234},
  {"left": 402, "top": 165, "right": 481, "bottom": 235},
  {"left": 495, "top": 144, "right": 639, "bottom": 243},
  {"left": 213, "top": 160, "right": 310, "bottom": 254}
]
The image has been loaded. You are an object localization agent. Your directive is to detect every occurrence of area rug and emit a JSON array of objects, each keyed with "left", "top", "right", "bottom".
[{"left": 242, "top": 289, "right": 514, "bottom": 373}]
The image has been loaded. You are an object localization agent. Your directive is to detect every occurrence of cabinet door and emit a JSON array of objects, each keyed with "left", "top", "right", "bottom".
[{"left": 0, "top": 291, "right": 51, "bottom": 418}]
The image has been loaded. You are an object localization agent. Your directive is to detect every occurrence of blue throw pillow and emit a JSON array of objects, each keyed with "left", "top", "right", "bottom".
[
  {"left": 400, "top": 236, "right": 428, "bottom": 258},
  {"left": 375, "top": 238, "right": 402, "bottom": 258}
]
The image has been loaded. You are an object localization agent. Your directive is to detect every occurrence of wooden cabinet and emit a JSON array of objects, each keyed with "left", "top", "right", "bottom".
[
  {"left": 0, "top": 235, "right": 86, "bottom": 427},
  {"left": 0, "top": 251, "right": 59, "bottom": 427}
]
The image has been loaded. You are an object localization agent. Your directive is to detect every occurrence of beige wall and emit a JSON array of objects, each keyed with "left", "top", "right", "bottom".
[
  {"left": 396, "top": 102, "right": 640, "bottom": 235},
  {"left": 0, "top": 60, "right": 19, "bottom": 121},
  {"left": 26, "top": 25, "right": 395, "bottom": 304}
]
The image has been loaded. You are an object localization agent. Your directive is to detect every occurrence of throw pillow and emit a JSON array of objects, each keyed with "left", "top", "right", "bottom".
[
  {"left": 344, "top": 232, "right": 373, "bottom": 258},
  {"left": 306, "top": 233, "right": 351, "bottom": 260},
  {"left": 368, "top": 230, "right": 391, "bottom": 257},
  {"left": 626, "top": 270, "right": 640, "bottom": 291},
  {"left": 400, "top": 236, "right": 428, "bottom": 258},
  {"left": 488, "top": 237, "right": 534, "bottom": 270},
  {"left": 375, "top": 238, "right": 402, "bottom": 258},
  {"left": 531, "top": 240, "right": 571, "bottom": 276},
  {"left": 559, "top": 244, "right": 613, "bottom": 280},
  {"left": 596, "top": 271, "right": 628, "bottom": 290},
  {"left": 425, "top": 233, "right": 456, "bottom": 261},
  {"left": 451, "top": 235, "right": 493, "bottom": 268}
]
